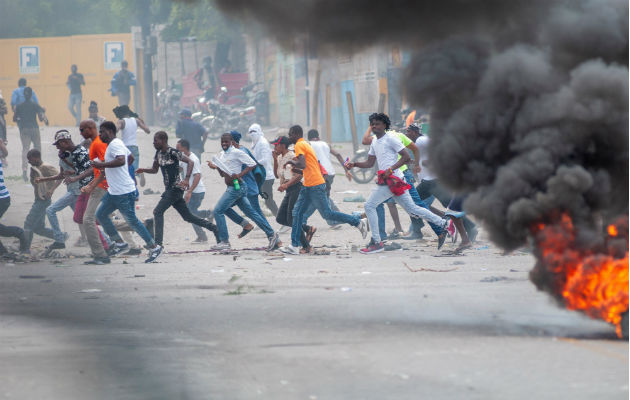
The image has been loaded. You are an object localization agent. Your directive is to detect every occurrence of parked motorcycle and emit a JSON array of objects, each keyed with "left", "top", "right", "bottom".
[{"left": 155, "top": 79, "right": 181, "bottom": 127}]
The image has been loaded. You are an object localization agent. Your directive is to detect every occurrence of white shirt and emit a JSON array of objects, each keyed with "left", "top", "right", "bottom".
[
  {"left": 180, "top": 152, "right": 205, "bottom": 194},
  {"left": 121, "top": 117, "right": 138, "bottom": 147},
  {"left": 310, "top": 140, "right": 335, "bottom": 176},
  {"left": 218, "top": 146, "right": 256, "bottom": 176},
  {"left": 104, "top": 138, "right": 136, "bottom": 195},
  {"left": 252, "top": 137, "right": 275, "bottom": 180},
  {"left": 415, "top": 136, "right": 436, "bottom": 181},
  {"left": 368, "top": 133, "right": 405, "bottom": 178}
]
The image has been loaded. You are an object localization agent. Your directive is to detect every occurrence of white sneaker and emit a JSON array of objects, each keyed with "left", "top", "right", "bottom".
[
  {"left": 211, "top": 241, "right": 231, "bottom": 250},
  {"left": 279, "top": 245, "right": 299, "bottom": 255},
  {"left": 267, "top": 232, "right": 280, "bottom": 251},
  {"left": 357, "top": 218, "right": 368, "bottom": 239}
]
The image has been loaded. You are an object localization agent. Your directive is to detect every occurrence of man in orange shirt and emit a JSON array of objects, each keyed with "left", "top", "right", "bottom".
[
  {"left": 280, "top": 125, "right": 367, "bottom": 255},
  {"left": 78, "top": 120, "right": 111, "bottom": 264}
]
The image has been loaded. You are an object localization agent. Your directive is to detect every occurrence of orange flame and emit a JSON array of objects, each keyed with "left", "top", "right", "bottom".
[{"left": 532, "top": 214, "right": 629, "bottom": 337}]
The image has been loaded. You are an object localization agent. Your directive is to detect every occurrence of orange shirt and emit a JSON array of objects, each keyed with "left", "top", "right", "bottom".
[
  {"left": 294, "top": 138, "right": 325, "bottom": 187},
  {"left": 89, "top": 136, "right": 109, "bottom": 190}
]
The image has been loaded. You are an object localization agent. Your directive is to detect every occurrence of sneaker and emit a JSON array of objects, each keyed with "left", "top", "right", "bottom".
[
  {"left": 267, "top": 232, "right": 280, "bottom": 251},
  {"left": 108, "top": 242, "right": 129, "bottom": 256},
  {"left": 84, "top": 257, "right": 111, "bottom": 265},
  {"left": 192, "top": 237, "right": 208, "bottom": 244},
  {"left": 437, "top": 220, "right": 449, "bottom": 250},
  {"left": 357, "top": 218, "right": 368, "bottom": 239},
  {"left": 123, "top": 248, "right": 142, "bottom": 256},
  {"left": 211, "top": 241, "right": 231, "bottom": 251},
  {"left": 360, "top": 240, "right": 384, "bottom": 254},
  {"left": 145, "top": 245, "right": 164, "bottom": 263},
  {"left": 47, "top": 241, "right": 66, "bottom": 250},
  {"left": 279, "top": 245, "right": 299, "bottom": 255}
]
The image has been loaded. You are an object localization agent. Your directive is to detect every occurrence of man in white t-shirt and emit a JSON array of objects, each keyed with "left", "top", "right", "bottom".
[
  {"left": 347, "top": 113, "right": 447, "bottom": 254},
  {"left": 176, "top": 138, "right": 208, "bottom": 243},
  {"left": 92, "top": 121, "right": 163, "bottom": 263},
  {"left": 114, "top": 105, "right": 150, "bottom": 186}
]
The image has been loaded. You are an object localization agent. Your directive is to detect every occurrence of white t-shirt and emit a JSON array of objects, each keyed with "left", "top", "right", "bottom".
[
  {"left": 180, "top": 152, "right": 205, "bottom": 194},
  {"left": 121, "top": 117, "right": 138, "bottom": 147},
  {"left": 368, "top": 133, "right": 405, "bottom": 178},
  {"left": 310, "top": 140, "right": 335, "bottom": 176},
  {"left": 415, "top": 136, "right": 436, "bottom": 181},
  {"left": 252, "top": 137, "right": 275, "bottom": 180},
  {"left": 218, "top": 146, "right": 256, "bottom": 175},
  {"left": 104, "top": 138, "right": 136, "bottom": 195}
]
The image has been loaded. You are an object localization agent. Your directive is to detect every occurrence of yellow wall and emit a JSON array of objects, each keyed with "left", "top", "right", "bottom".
[{"left": 0, "top": 33, "right": 133, "bottom": 126}]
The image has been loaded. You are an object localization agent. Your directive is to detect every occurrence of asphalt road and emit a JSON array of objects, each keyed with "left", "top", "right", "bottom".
[{"left": 0, "top": 125, "right": 627, "bottom": 399}]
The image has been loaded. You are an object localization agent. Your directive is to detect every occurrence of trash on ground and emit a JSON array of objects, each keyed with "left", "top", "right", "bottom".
[
  {"left": 78, "top": 288, "right": 102, "bottom": 293},
  {"left": 480, "top": 276, "right": 510, "bottom": 283}
]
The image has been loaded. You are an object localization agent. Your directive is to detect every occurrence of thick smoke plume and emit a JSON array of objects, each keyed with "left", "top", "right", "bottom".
[{"left": 213, "top": 0, "right": 628, "bottom": 252}]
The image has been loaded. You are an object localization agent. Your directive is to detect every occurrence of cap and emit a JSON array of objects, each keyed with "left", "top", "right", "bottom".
[
  {"left": 179, "top": 108, "right": 192, "bottom": 117},
  {"left": 272, "top": 136, "right": 290, "bottom": 146},
  {"left": 407, "top": 123, "right": 421, "bottom": 133},
  {"left": 53, "top": 130, "right": 72, "bottom": 145},
  {"left": 230, "top": 130, "right": 242, "bottom": 143}
]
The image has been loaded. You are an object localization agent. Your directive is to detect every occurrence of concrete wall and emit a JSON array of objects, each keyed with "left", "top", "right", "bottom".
[{"left": 0, "top": 33, "right": 134, "bottom": 126}]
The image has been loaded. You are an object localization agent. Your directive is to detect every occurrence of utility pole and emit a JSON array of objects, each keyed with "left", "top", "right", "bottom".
[{"left": 138, "top": 0, "right": 155, "bottom": 124}]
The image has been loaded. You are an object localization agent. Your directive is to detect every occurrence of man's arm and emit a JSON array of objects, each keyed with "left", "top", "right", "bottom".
[
  {"left": 286, "top": 154, "right": 306, "bottom": 170},
  {"left": 65, "top": 166, "right": 94, "bottom": 184},
  {"left": 330, "top": 147, "right": 353, "bottom": 180},
  {"left": 93, "top": 155, "right": 126, "bottom": 169},
  {"left": 272, "top": 151, "right": 280, "bottom": 179},
  {"left": 346, "top": 154, "right": 376, "bottom": 169},
  {"left": 178, "top": 154, "right": 194, "bottom": 189},
  {"left": 361, "top": 126, "right": 373, "bottom": 146},
  {"left": 136, "top": 118, "right": 150, "bottom": 134},
  {"left": 381, "top": 149, "right": 411, "bottom": 178},
  {"left": 81, "top": 172, "right": 105, "bottom": 194},
  {"left": 135, "top": 159, "right": 159, "bottom": 174},
  {"left": 405, "top": 142, "right": 421, "bottom": 173},
  {"left": 36, "top": 171, "right": 65, "bottom": 183},
  {"left": 116, "top": 119, "right": 125, "bottom": 131}
]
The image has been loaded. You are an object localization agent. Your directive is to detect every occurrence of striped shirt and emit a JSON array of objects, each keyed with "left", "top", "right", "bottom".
[{"left": 0, "top": 160, "right": 9, "bottom": 199}]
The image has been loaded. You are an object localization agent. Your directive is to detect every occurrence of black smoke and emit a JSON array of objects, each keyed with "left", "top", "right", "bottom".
[{"left": 212, "top": 0, "right": 628, "bottom": 252}]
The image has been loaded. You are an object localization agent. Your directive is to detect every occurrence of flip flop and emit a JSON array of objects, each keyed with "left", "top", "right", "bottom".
[{"left": 238, "top": 225, "right": 254, "bottom": 239}]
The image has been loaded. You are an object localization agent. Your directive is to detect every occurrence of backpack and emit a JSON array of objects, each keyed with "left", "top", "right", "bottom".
[{"left": 242, "top": 147, "right": 268, "bottom": 199}]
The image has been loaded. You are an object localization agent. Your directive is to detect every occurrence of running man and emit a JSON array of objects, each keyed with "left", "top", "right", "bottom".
[
  {"left": 176, "top": 138, "right": 210, "bottom": 244},
  {"left": 136, "top": 131, "right": 219, "bottom": 247},
  {"left": 346, "top": 113, "right": 448, "bottom": 254},
  {"left": 92, "top": 121, "right": 162, "bottom": 263},
  {"left": 281, "top": 125, "right": 367, "bottom": 255}
]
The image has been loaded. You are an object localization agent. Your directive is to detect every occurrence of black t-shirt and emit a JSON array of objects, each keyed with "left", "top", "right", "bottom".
[
  {"left": 14, "top": 100, "right": 44, "bottom": 129},
  {"left": 67, "top": 73, "right": 84, "bottom": 94},
  {"left": 155, "top": 147, "right": 183, "bottom": 190}
]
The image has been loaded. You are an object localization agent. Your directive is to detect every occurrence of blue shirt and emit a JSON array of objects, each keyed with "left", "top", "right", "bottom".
[
  {"left": 175, "top": 118, "right": 206, "bottom": 151},
  {"left": 0, "top": 160, "right": 9, "bottom": 199},
  {"left": 11, "top": 87, "right": 39, "bottom": 108}
]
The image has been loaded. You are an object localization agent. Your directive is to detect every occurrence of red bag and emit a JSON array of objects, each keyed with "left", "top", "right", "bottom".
[
  {"left": 73, "top": 192, "right": 90, "bottom": 224},
  {"left": 376, "top": 170, "right": 411, "bottom": 196}
]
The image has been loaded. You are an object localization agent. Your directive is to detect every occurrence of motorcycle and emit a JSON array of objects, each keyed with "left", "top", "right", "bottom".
[{"left": 155, "top": 79, "right": 181, "bottom": 127}]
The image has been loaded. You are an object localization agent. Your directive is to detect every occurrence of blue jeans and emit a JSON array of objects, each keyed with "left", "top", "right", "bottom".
[
  {"left": 223, "top": 195, "right": 267, "bottom": 228},
  {"left": 291, "top": 183, "right": 360, "bottom": 247},
  {"left": 46, "top": 191, "right": 78, "bottom": 243},
  {"left": 403, "top": 169, "right": 441, "bottom": 236},
  {"left": 96, "top": 191, "right": 155, "bottom": 246},
  {"left": 127, "top": 145, "right": 140, "bottom": 171},
  {"left": 214, "top": 183, "right": 274, "bottom": 242},
  {"left": 68, "top": 93, "right": 82, "bottom": 126},
  {"left": 187, "top": 191, "right": 206, "bottom": 240}
]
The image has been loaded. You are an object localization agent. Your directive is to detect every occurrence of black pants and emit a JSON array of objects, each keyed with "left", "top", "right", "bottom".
[
  {"left": 153, "top": 187, "right": 216, "bottom": 245},
  {"left": 0, "top": 197, "right": 25, "bottom": 254},
  {"left": 276, "top": 183, "right": 309, "bottom": 247}
]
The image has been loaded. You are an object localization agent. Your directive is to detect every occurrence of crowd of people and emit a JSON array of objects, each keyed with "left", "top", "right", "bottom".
[{"left": 0, "top": 101, "right": 477, "bottom": 262}]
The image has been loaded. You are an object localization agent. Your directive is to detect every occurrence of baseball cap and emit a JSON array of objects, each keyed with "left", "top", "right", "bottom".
[
  {"left": 407, "top": 123, "right": 421, "bottom": 133},
  {"left": 230, "top": 130, "right": 242, "bottom": 143},
  {"left": 272, "top": 136, "right": 290, "bottom": 146},
  {"left": 53, "top": 130, "right": 72, "bottom": 145},
  {"left": 179, "top": 108, "right": 192, "bottom": 117}
]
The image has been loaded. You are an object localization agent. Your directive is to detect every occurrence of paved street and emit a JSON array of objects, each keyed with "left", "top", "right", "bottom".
[{"left": 0, "top": 126, "right": 627, "bottom": 399}]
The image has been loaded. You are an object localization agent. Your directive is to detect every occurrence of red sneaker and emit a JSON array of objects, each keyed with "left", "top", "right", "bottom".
[{"left": 360, "top": 240, "right": 384, "bottom": 254}]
